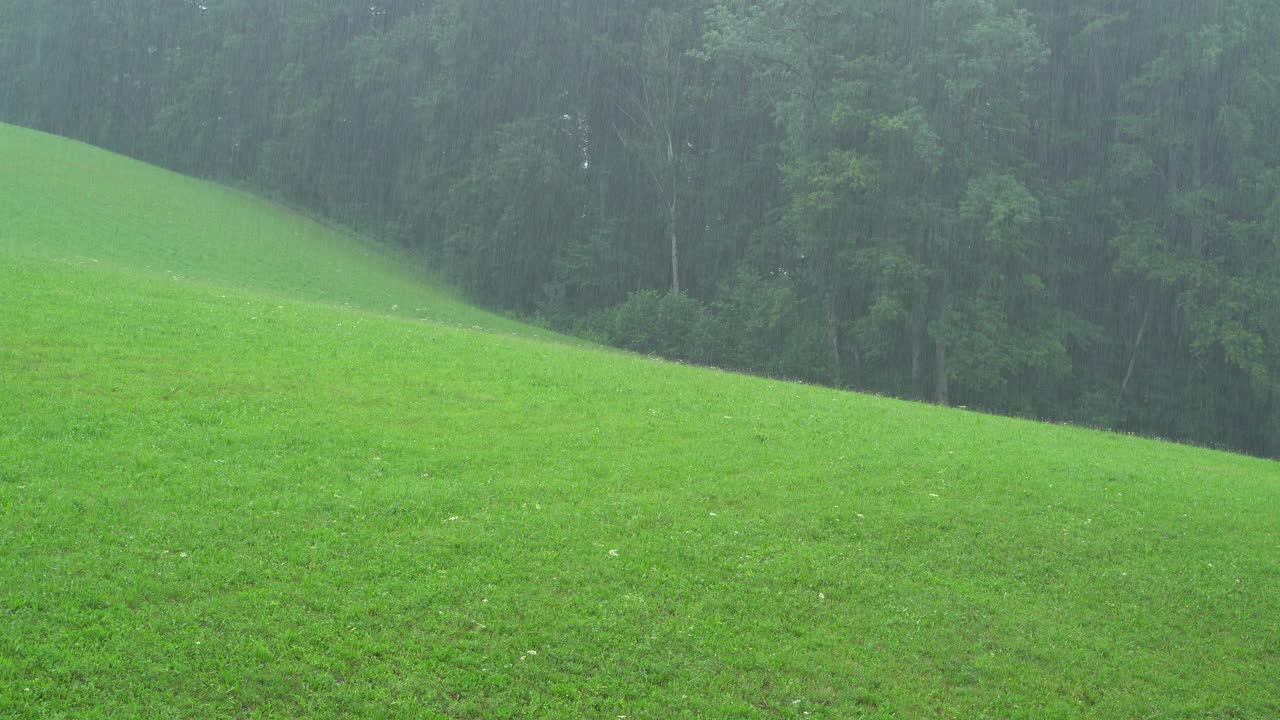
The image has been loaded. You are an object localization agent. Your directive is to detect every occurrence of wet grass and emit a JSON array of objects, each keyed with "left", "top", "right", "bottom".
[
  {"left": 0, "top": 123, "right": 558, "bottom": 340},
  {"left": 2, "top": 123, "right": 1279, "bottom": 718}
]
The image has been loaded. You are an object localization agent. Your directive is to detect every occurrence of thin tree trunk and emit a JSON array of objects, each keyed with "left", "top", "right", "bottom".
[
  {"left": 934, "top": 340, "right": 949, "bottom": 406},
  {"left": 933, "top": 272, "right": 950, "bottom": 406},
  {"left": 667, "top": 129, "right": 680, "bottom": 294},
  {"left": 825, "top": 290, "right": 841, "bottom": 387},
  {"left": 910, "top": 341, "right": 923, "bottom": 383},
  {"left": 911, "top": 329, "right": 924, "bottom": 399},
  {"left": 669, "top": 196, "right": 679, "bottom": 294}
]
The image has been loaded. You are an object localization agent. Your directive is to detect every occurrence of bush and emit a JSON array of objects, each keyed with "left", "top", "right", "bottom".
[{"left": 592, "top": 290, "right": 714, "bottom": 361}]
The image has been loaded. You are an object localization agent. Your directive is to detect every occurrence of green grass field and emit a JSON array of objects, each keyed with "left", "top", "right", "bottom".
[
  {"left": 2, "top": 123, "right": 1278, "bottom": 719},
  {"left": 0, "top": 125, "right": 559, "bottom": 341}
]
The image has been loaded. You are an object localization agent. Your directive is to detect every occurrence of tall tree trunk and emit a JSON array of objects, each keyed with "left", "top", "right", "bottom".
[
  {"left": 933, "top": 272, "right": 950, "bottom": 406},
  {"left": 664, "top": 128, "right": 680, "bottom": 294},
  {"left": 934, "top": 340, "right": 949, "bottom": 406},
  {"left": 911, "top": 332, "right": 924, "bottom": 399},
  {"left": 910, "top": 310, "right": 926, "bottom": 399},
  {"left": 669, "top": 194, "right": 680, "bottom": 294},
  {"left": 825, "top": 290, "right": 841, "bottom": 387}
]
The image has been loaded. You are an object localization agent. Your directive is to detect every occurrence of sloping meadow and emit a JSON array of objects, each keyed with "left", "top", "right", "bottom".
[{"left": 2, "top": 125, "right": 1278, "bottom": 718}]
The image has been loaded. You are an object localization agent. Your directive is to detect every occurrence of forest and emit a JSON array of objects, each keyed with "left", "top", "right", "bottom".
[{"left": 2, "top": 0, "right": 1277, "bottom": 459}]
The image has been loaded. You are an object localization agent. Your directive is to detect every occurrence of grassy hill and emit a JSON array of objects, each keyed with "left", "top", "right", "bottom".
[
  {"left": 2, "top": 123, "right": 1278, "bottom": 719},
  {"left": 0, "top": 124, "right": 559, "bottom": 340}
]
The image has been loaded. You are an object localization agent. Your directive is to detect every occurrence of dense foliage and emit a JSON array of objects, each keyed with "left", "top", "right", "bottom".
[{"left": 3, "top": 0, "right": 1278, "bottom": 458}]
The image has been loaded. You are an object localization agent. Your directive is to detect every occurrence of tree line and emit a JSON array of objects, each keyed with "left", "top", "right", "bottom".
[{"left": 3, "top": 0, "right": 1278, "bottom": 458}]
